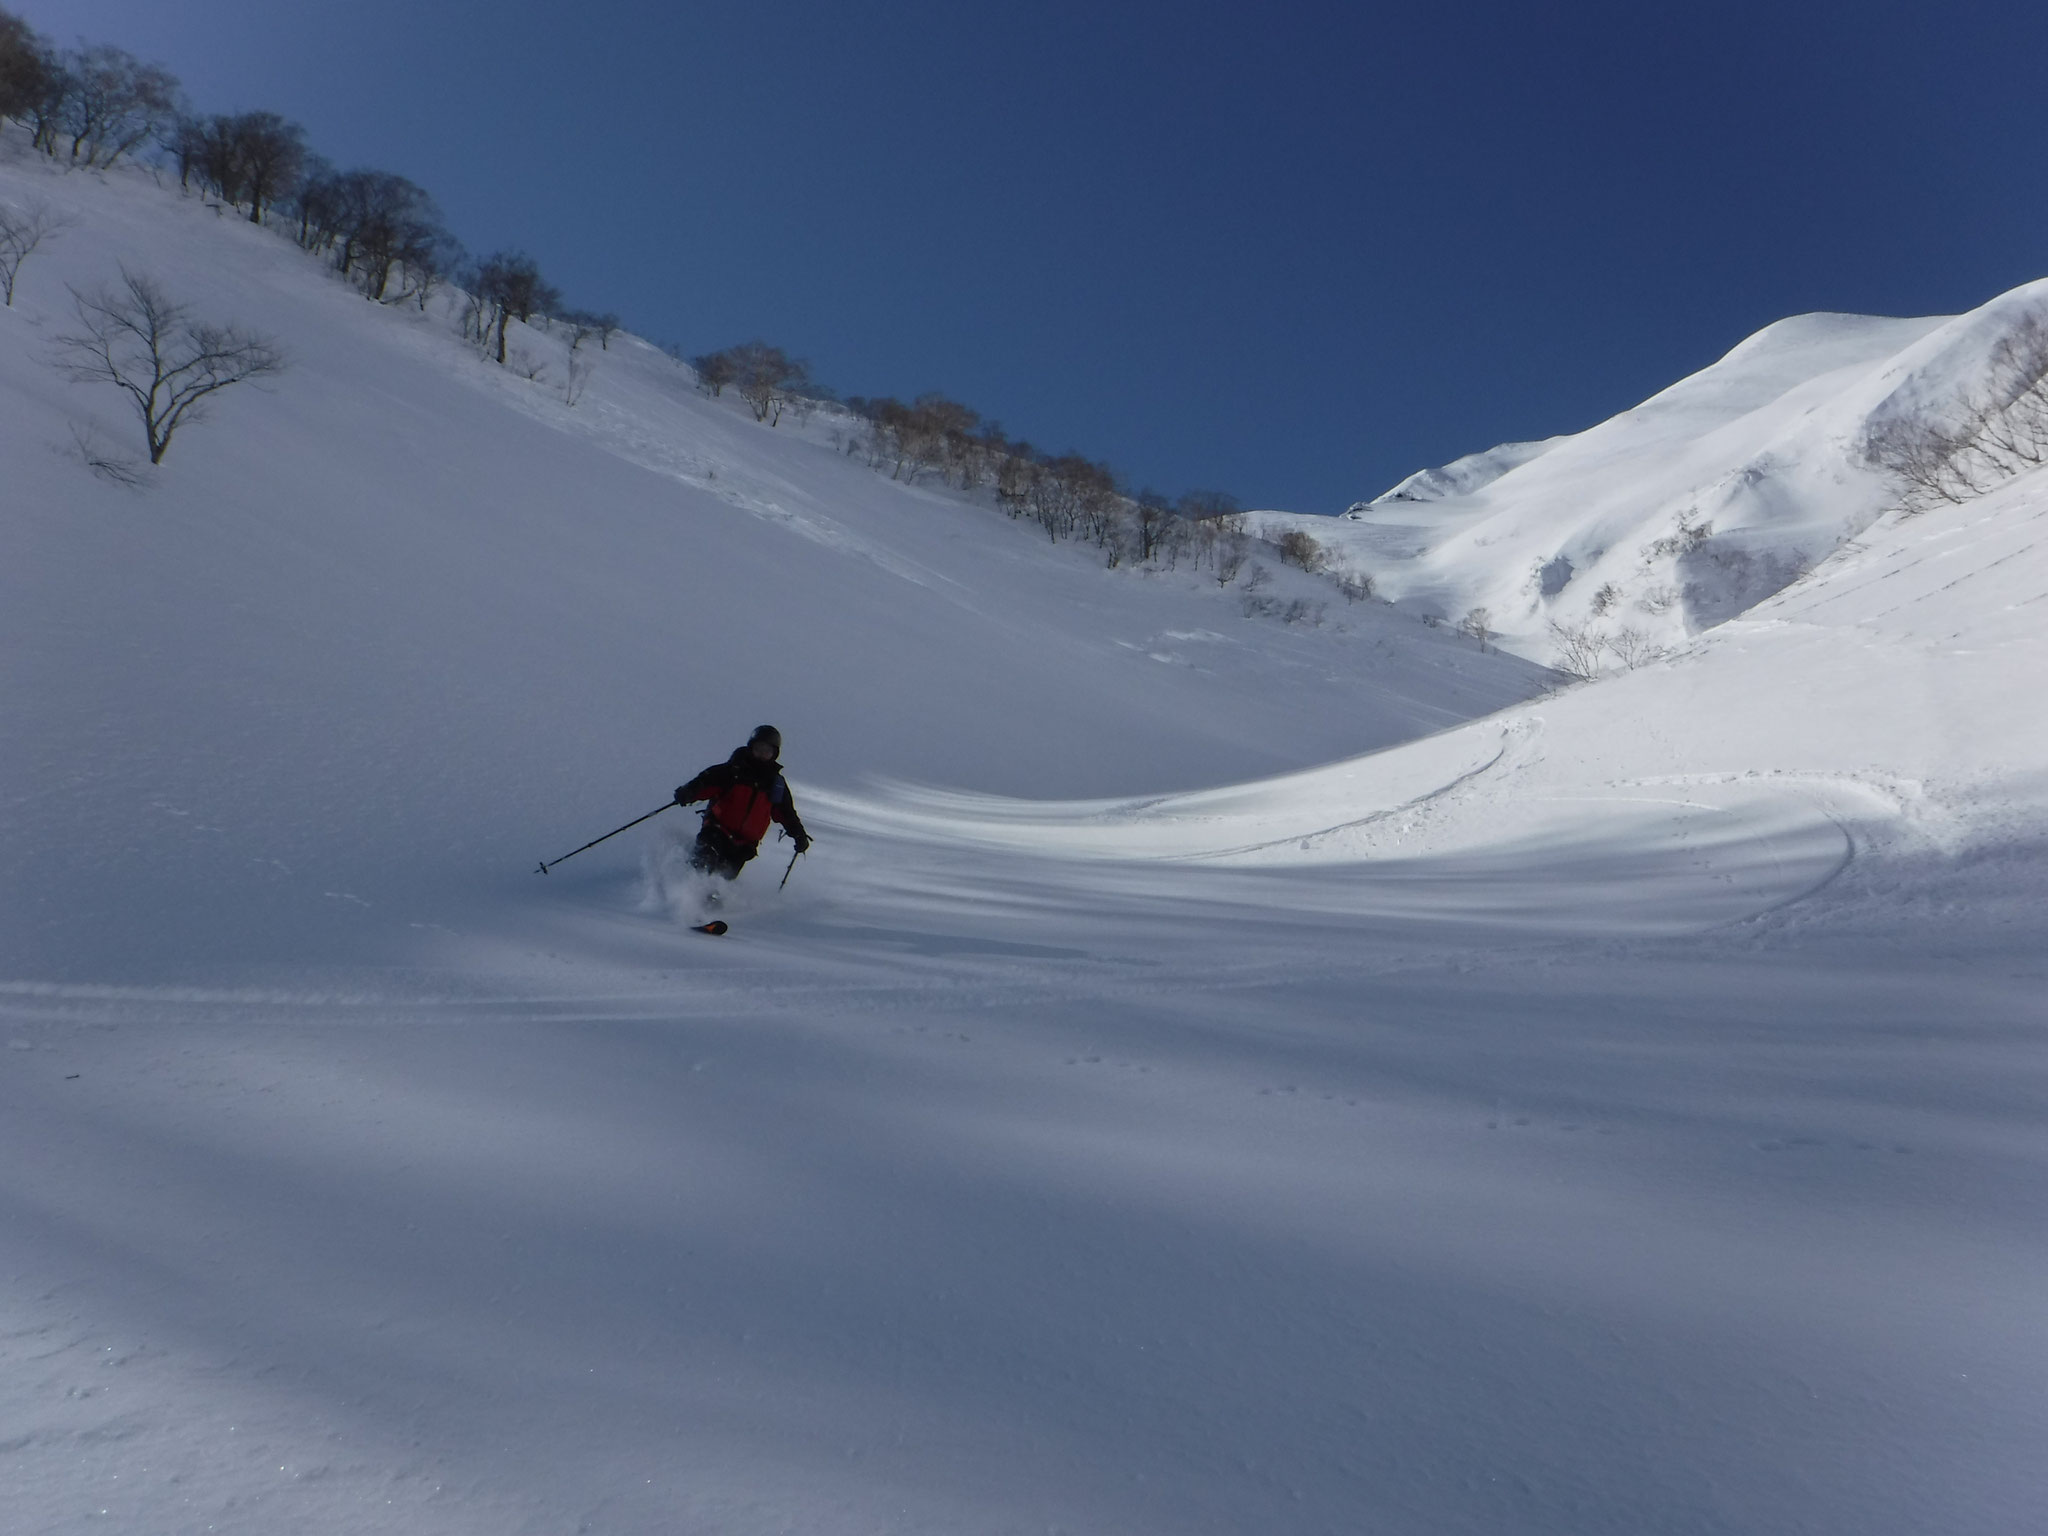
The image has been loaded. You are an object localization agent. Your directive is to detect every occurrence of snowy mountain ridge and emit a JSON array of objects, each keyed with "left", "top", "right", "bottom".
[
  {"left": 1262, "top": 286, "right": 2048, "bottom": 669},
  {"left": 1364, "top": 434, "right": 1567, "bottom": 504}
]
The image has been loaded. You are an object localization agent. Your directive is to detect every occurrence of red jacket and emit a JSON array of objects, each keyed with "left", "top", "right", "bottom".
[{"left": 676, "top": 749, "right": 807, "bottom": 851}]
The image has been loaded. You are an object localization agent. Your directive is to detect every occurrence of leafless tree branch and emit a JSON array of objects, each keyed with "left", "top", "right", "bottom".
[
  {"left": 52, "top": 267, "right": 284, "bottom": 466},
  {"left": 0, "top": 197, "right": 69, "bottom": 305}
]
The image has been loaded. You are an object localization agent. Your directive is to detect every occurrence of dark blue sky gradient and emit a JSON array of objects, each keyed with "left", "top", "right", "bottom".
[{"left": 17, "top": 0, "right": 2047, "bottom": 509}]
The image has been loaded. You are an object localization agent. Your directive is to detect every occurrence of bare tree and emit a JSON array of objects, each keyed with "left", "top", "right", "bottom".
[
  {"left": 456, "top": 280, "right": 490, "bottom": 350},
  {"left": 162, "top": 113, "right": 208, "bottom": 191},
  {"left": 226, "top": 111, "right": 305, "bottom": 223},
  {"left": 848, "top": 394, "right": 909, "bottom": 472},
  {"left": 564, "top": 349, "right": 594, "bottom": 406},
  {"left": 1548, "top": 620, "right": 1606, "bottom": 680},
  {"left": 722, "top": 340, "right": 809, "bottom": 424},
  {"left": 399, "top": 227, "right": 461, "bottom": 311},
  {"left": 1275, "top": 527, "right": 1328, "bottom": 573},
  {"left": 1101, "top": 509, "right": 1134, "bottom": 569},
  {"left": 994, "top": 442, "right": 1038, "bottom": 515},
  {"left": 1333, "top": 567, "right": 1375, "bottom": 602},
  {"left": 961, "top": 420, "right": 1010, "bottom": 492},
  {"left": 918, "top": 394, "right": 981, "bottom": 481},
  {"left": 1213, "top": 529, "right": 1250, "bottom": 586},
  {"left": 553, "top": 311, "right": 610, "bottom": 405},
  {"left": 1161, "top": 516, "right": 1200, "bottom": 572},
  {"left": 841, "top": 392, "right": 994, "bottom": 483},
  {"left": 181, "top": 114, "right": 248, "bottom": 207},
  {"left": 560, "top": 311, "right": 600, "bottom": 353},
  {"left": 1067, "top": 457, "right": 1124, "bottom": 548},
  {"left": 283, "top": 158, "right": 337, "bottom": 247},
  {"left": 1604, "top": 625, "right": 1664, "bottom": 669},
  {"left": 350, "top": 175, "right": 445, "bottom": 302},
  {"left": 690, "top": 349, "right": 738, "bottom": 396},
  {"left": 473, "top": 250, "right": 559, "bottom": 364},
  {"left": 53, "top": 267, "right": 284, "bottom": 465},
  {"left": 1022, "top": 453, "right": 1115, "bottom": 543},
  {"left": 1133, "top": 493, "right": 1175, "bottom": 564},
  {"left": 171, "top": 110, "right": 306, "bottom": 222},
  {"left": 1458, "top": 606, "right": 1494, "bottom": 651},
  {"left": 0, "top": 197, "right": 67, "bottom": 305},
  {"left": 309, "top": 170, "right": 441, "bottom": 297},
  {"left": 57, "top": 44, "right": 180, "bottom": 167}
]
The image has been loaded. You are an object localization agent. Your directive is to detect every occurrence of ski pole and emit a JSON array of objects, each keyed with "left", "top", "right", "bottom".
[
  {"left": 779, "top": 846, "right": 802, "bottom": 889},
  {"left": 535, "top": 802, "right": 674, "bottom": 874}
]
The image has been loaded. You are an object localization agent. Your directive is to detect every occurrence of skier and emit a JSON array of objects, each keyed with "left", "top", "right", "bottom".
[{"left": 674, "top": 724, "right": 811, "bottom": 883}]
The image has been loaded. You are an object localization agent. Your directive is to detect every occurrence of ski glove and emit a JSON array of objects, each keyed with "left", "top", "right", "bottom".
[
  {"left": 674, "top": 785, "right": 692, "bottom": 806},
  {"left": 793, "top": 832, "right": 812, "bottom": 854}
]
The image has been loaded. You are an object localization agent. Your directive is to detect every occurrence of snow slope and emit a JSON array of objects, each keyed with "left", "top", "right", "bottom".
[
  {"left": 1267, "top": 289, "right": 2048, "bottom": 664},
  {"left": 0, "top": 143, "right": 1545, "bottom": 984},
  {"left": 5, "top": 140, "right": 2047, "bottom": 1536}
]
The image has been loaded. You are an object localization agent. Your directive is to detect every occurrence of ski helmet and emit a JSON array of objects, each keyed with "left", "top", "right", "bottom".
[{"left": 748, "top": 724, "right": 782, "bottom": 757}]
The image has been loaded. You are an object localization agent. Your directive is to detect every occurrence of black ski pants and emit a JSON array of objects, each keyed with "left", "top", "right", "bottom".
[{"left": 690, "top": 822, "right": 756, "bottom": 881}]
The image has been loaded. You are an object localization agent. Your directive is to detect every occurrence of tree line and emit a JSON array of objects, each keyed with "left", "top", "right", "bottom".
[
  {"left": 659, "top": 353, "right": 1376, "bottom": 611},
  {"left": 842, "top": 390, "right": 1210, "bottom": 558},
  {"left": 673, "top": 366, "right": 1371, "bottom": 615},
  {"left": 1, "top": 0, "right": 1368, "bottom": 623},
  {"left": 0, "top": 7, "right": 1262, "bottom": 524},
  {"left": 0, "top": 8, "right": 621, "bottom": 369},
  {"left": 832, "top": 389, "right": 1369, "bottom": 596},
  {"left": 0, "top": 7, "right": 612, "bottom": 474}
]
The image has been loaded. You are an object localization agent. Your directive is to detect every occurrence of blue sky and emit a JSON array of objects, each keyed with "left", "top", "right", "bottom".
[{"left": 17, "top": 0, "right": 2047, "bottom": 510}]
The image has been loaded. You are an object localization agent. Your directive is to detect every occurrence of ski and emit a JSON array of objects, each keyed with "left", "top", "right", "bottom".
[{"left": 692, "top": 920, "right": 729, "bottom": 936}]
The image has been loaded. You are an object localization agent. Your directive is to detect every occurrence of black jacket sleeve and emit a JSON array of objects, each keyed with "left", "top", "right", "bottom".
[{"left": 675, "top": 761, "right": 735, "bottom": 805}]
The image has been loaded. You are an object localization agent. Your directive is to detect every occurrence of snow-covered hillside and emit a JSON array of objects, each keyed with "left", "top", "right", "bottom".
[
  {"left": 1262, "top": 287, "right": 2048, "bottom": 667},
  {"left": 4, "top": 139, "right": 2046, "bottom": 1536},
  {"left": 0, "top": 143, "right": 1544, "bottom": 983}
]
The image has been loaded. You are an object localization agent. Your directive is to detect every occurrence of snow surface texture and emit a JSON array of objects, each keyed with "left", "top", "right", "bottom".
[
  {"left": 1272, "top": 288, "right": 2048, "bottom": 667},
  {"left": 4, "top": 141, "right": 2046, "bottom": 1536}
]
